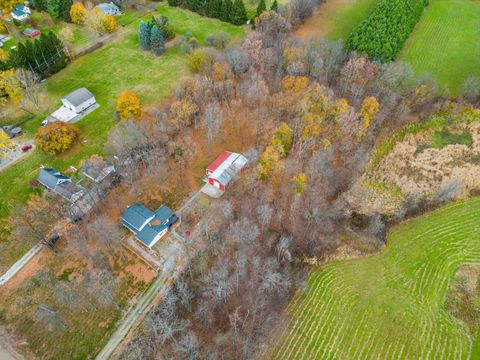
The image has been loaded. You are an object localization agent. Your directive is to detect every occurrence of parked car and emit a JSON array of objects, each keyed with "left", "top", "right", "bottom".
[
  {"left": 21, "top": 28, "right": 40, "bottom": 38},
  {"left": 21, "top": 144, "right": 32, "bottom": 152},
  {"left": 41, "top": 119, "right": 48, "bottom": 126}
]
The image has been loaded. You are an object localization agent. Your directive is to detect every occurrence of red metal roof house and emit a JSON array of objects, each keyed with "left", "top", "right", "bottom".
[{"left": 206, "top": 151, "right": 248, "bottom": 191}]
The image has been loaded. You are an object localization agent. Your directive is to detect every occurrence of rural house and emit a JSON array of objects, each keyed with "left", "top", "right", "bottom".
[
  {"left": 81, "top": 157, "right": 115, "bottom": 183},
  {"left": 96, "top": 2, "right": 120, "bottom": 15},
  {"left": 122, "top": 203, "right": 178, "bottom": 248},
  {"left": 38, "top": 168, "right": 84, "bottom": 202},
  {"left": 206, "top": 151, "right": 248, "bottom": 191},
  {"left": 11, "top": 4, "right": 31, "bottom": 21},
  {"left": 48, "top": 88, "right": 97, "bottom": 123}
]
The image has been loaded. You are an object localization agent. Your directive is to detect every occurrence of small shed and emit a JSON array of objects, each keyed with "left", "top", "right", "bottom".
[
  {"left": 96, "top": 2, "right": 120, "bottom": 15},
  {"left": 206, "top": 151, "right": 248, "bottom": 191},
  {"left": 81, "top": 157, "right": 115, "bottom": 183},
  {"left": 61, "top": 88, "right": 96, "bottom": 114}
]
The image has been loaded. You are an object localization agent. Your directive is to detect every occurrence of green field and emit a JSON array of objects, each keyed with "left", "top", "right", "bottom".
[
  {"left": 272, "top": 198, "right": 480, "bottom": 359},
  {"left": 398, "top": 0, "right": 480, "bottom": 93},
  {"left": 0, "top": 4, "right": 245, "bottom": 270}
]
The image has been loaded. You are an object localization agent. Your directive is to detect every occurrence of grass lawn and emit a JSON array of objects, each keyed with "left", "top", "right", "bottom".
[
  {"left": 0, "top": 3, "right": 245, "bottom": 270},
  {"left": 271, "top": 197, "right": 480, "bottom": 359},
  {"left": 295, "top": 0, "right": 377, "bottom": 40},
  {"left": 398, "top": 0, "right": 480, "bottom": 94}
]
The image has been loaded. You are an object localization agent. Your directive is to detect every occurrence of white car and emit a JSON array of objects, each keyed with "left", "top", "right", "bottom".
[{"left": 41, "top": 119, "right": 49, "bottom": 126}]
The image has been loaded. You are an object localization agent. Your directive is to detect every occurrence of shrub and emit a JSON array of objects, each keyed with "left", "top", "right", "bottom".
[
  {"left": 153, "top": 16, "right": 175, "bottom": 41},
  {"left": 102, "top": 14, "right": 118, "bottom": 33},
  {"left": 188, "top": 49, "right": 214, "bottom": 73},
  {"left": 116, "top": 91, "right": 142, "bottom": 120},
  {"left": 35, "top": 122, "right": 80, "bottom": 155},
  {"left": 346, "top": 0, "right": 428, "bottom": 61},
  {"left": 205, "top": 31, "right": 229, "bottom": 49}
]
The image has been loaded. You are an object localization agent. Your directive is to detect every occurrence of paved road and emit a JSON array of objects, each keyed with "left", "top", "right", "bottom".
[{"left": 0, "top": 243, "right": 43, "bottom": 287}]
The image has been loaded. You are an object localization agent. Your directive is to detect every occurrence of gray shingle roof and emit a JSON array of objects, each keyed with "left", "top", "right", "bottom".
[
  {"left": 122, "top": 204, "right": 176, "bottom": 247},
  {"left": 62, "top": 88, "right": 94, "bottom": 107},
  {"left": 122, "top": 204, "right": 155, "bottom": 232},
  {"left": 38, "top": 168, "right": 68, "bottom": 189}
]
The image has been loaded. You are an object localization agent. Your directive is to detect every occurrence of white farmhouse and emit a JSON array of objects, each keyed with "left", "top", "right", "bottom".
[{"left": 48, "top": 88, "right": 97, "bottom": 123}]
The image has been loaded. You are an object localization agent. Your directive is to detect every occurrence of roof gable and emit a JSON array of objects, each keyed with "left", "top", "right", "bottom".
[
  {"left": 62, "top": 88, "right": 94, "bottom": 107},
  {"left": 122, "top": 204, "right": 155, "bottom": 232}
]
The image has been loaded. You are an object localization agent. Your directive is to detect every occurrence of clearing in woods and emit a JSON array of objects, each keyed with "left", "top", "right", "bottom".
[
  {"left": 398, "top": 0, "right": 480, "bottom": 94},
  {"left": 295, "top": 0, "right": 377, "bottom": 40},
  {"left": 271, "top": 197, "right": 480, "bottom": 359}
]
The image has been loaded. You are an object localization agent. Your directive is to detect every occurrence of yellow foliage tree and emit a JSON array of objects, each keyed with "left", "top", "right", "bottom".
[
  {"left": 258, "top": 123, "right": 293, "bottom": 180},
  {"left": 272, "top": 122, "right": 293, "bottom": 157},
  {"left": 0, "top": 69, "right": 22, "bottom": 106},
  {"left": 0, "top": 129, "right": 13, "bottom": 158},
  {"left": 35, "top": 122, "right": 80, "bottom": 155},
  {"left": 258, "top": 144, "right": 283, "bottom": 181},
  {"left": 292, "top": 173, "right": 307, "bottom": 194},
  {"left": 301, "top": 85, "right": 330, "bottom": 140},
  {"left": 359, "top": 96, "right": 379, "bottom": 130},
  {"left": 281, "top": 75, "right": 310, "bottom": 94},
  {"left": 70, "top": 2, "right": 87, "bottom": 25},
  {"left": 101, "top": 14, "right": 118, "bottom": 33},
  {"left": 170, "top": 98, "right": 199, "bottom": 128},
  {"left": 116, "top": 91, "right": 142, "bottom": 120},
  {"left": 0, "top": 48, "right": 8, "bottom": 62},
  {"left": 0, "top": 0, "right": 16, "bottom": 11}
]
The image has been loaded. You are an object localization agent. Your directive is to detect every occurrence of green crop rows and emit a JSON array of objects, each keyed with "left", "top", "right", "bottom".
[{"left": 272, "top": 198, "right": 480, "bottom": 359}]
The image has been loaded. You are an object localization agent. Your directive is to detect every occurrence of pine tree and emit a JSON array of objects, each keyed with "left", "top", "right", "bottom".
[
  {"left": 138, "top": 21, "right": 153, "bottom": 50},
  {"left": 167, "top": 0, "right": 179, "bottom": 6},
  {"left": 220, "top": 0, "right": 232, "bottom": 22},
  {"left": 270, "top": 0, "right": 278, "bottom": 11},
  {"left": 230, "top": 0, "right": 247, "bottom": 25},
  {"left": 207, "top": 0, "right": 222, "bottom": 18},
  {"left": 256, "top": 0, "right": 266, "bottom": 17},
  {"left": 47, "top": 0, "right": 60, "bottom": 18},
  {"left": 33, "top": 0, "right": 47, "bottom": 11},
  {"left": 150, "top": 26, "right": 165, "bottom": 56},
  {"left": 59, "top": 0, "right": 73, "bottom": 22}
]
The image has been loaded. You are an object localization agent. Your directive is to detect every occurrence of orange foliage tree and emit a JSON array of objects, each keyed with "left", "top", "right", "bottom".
[
  {"left": 116, "top": 91, "right": 142, "bottom": 120},
  {"left": 101, "top": 14, "right": 118, "bottom": 33},
  {"left": 35, "top": 122, "right": 80, "bottom": 155},
  {"left": 70, "top": 2, "right": 87, "bottom": 25}
]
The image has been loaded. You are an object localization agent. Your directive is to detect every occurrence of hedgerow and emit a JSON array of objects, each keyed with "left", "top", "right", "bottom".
[{"left": 346, "top": 0, "right": 429, "bottom": 61}]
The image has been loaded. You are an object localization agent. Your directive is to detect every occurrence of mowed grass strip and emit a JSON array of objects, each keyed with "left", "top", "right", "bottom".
[
  {"left": 271, "top": 197, "right": 480, "bottom": 359},
  {"left": 295, "top": 0, "right": 377, "bottom": 40},
  {"left": 0, "top": 4, "right": 245, "bottom": 270},
  {"left": 398, "top": 0, "right": 480, "bottom": 94}
]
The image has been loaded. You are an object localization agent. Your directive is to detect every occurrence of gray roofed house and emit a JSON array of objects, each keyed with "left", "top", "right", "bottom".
[
  {"left": 38, "top": 168, "right": 84, "bottom": 202},
  {"left": 96, "top": 2, "right": 121, "bottom": 15},
  {"left": 1, "top": 125, "right": 22, "bottom": 138},
  {"left": 121, "top": 203, "right": 178, "bottom": 248},
  {"left": 62, "top": 88, "right": 95, "bottom": 111},
  {"left": 49, "top": 88, "right": 97, "bottom": 123}
]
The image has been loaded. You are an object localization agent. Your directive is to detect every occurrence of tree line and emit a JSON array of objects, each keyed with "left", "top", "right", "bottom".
[
  {"left": 167, "top": 0, "right": 249, "bottom": 25},
  {"left": 346, "top": 0, "right": 429, "bottom": 61},
  {"left": 0, "top": 32, "right": 69, "bottom": 77}
]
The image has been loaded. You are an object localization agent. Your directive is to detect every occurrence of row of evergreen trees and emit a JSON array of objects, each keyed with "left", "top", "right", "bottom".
[
  {"left": 0, "top": 32, "right": 69, "bottom": 77},
  {"left": 29, "top": 0, "right": 73, "bottom": 23},
  {"left": 167, "top": 0, "right": 248, "bottom": 25},
  {"left": 139, "top": 17, "right": 174, "bottom": 56}
]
